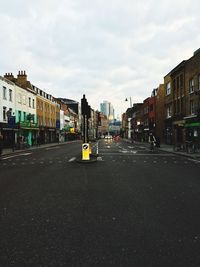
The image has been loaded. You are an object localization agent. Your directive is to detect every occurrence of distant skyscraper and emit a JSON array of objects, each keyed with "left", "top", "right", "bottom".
[{"left": 100, "top": 101, "right": 115, "bottom": 121}]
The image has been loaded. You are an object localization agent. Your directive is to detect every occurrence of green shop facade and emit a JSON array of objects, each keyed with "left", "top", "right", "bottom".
[{"left": 15, "top": 110, "right": 38, "bottom": 146}]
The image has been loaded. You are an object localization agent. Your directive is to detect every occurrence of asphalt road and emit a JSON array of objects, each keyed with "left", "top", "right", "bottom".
[{"left": 0, "top": 139, "right": 200, "bottom": 266}]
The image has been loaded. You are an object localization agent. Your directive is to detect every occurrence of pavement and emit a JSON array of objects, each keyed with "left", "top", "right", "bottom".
[{"left": 123, "top": 139, "right": 200, "bottom": 159}]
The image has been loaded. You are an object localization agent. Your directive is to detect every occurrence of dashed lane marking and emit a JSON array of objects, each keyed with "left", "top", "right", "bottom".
[
  {"left": 68, "top": 157, "right": 76, "bottom": 162},
  {"left": 188, "top": 158, "right": 200, "bottom": 164},
  {"left": 131, "top": 150, "right": 137, "bottom": 154}
]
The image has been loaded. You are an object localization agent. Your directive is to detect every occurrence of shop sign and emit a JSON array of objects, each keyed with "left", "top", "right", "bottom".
[{"left": 185, "top": 122, "right": 200, "bottom": 127}]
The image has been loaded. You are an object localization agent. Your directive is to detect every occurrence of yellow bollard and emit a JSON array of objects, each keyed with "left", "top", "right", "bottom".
[{"left": 82, "top": 143, "right": 90, "bottom": 160}]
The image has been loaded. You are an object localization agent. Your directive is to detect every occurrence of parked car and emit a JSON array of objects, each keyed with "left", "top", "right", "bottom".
[{"left": 105, "top": 135, "right": 112, "bottom": 139}]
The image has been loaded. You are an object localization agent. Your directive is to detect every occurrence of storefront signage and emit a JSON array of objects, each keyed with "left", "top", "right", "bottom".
[{"left": 185, "top": 122, "right": 200, "bottom": 127}]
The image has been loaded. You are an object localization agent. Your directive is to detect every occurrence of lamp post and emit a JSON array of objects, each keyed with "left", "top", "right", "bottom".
[
  {"left": 125, "top": 97, "right": 132, "bottom": 108},
  {"left": 125, "top": 97, "right": 132, "bottom": 139}
]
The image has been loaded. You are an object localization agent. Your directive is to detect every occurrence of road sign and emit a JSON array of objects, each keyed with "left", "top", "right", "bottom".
[{"left": 82, "top": 143, "right": 90, "bottom": 160}]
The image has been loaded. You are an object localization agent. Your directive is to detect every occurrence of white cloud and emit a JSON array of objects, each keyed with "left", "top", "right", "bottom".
[{"left": 1, "top": 0, "right": 200, "bottom": 116}]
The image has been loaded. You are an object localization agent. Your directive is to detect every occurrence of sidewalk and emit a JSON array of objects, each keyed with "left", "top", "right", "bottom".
[
  {"left": 1, "top": 140, "right": 81, "bottom": 156},
  {"left": 123, "top": 139, "right": 200, "bottom": 159}
]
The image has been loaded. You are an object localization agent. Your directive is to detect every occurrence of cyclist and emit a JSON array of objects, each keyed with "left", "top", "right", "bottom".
[{"left": 149, "top": 132, "right": 156, "bottom": 152}]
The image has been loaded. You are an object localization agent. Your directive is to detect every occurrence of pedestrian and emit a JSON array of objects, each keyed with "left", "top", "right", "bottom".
[
  {"left": 0, "top": 133, "right": 3, "bottom": 159},
  {"left": 148, "top": 132, "right": 156, "bottom": 151}
]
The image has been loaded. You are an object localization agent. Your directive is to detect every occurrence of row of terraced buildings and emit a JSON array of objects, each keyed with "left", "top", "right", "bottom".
[
  {"left": 122, "top": 48, "right": 200, "bottom": 147},
  {"left": 0, "top": 71, "right": 83, "bottom": 148}
]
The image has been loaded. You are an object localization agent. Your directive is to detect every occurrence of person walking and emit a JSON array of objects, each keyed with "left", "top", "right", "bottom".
[
  {"left": 149, "top": 132, "right": 156, "bottom": 152},
  {"left": 0, "top": 133, "right": 3, "bottom": 159}
]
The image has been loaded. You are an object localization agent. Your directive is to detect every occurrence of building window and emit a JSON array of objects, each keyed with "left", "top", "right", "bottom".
[
  {"left": 23, "top": 95, "right": 26, "bottom": 105},
  {"left": 9, "top": 89, "right": 12, "bottom": 102},
  {"left": 29, "top": 97, "right": 31, "bottom": 107},
  {"left": 189, "top": 78, "right": 194, "bottom": 94},
  {"left": 18, "top": 111, "right": 22, "bottom": 122},
  {"left": 180, "top": 74, "right": 183, "bottom": 88},
  {"left": 3, "top": 107, "right": 6, "bottom": 121},
  {"left": 23, "top": 112, "right": 26, "bottom": 122},
  {"left": 198, "top": 75, "right": 200, "bottom": 91},
  {"left": 176, "top": 77, "right": 179, "bottom": 90},
  {"left": 190, "top": 100, "right": 195, "bottom": 115},
  {"left": 18, "top": 93, "right": 22, "bottom": 103},
  {"left": 167, "top": 105, "right": 172, "bottom": 118},
  {"left": 32, "top": 99, "right": 35, "bottom": 109},
  {"left": 166, "top": 82, "right": 171, "bottom": 95},
  {"left": 3, "top": 86, "right": 7, "bottom": 100}
]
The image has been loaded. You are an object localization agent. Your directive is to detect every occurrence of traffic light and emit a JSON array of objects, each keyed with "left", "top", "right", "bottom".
[
  {"left": 81, "top": 95, "right": 88, "bottom": 116},
  {"left": 87, "top": 105, "right": 91, "bottom": 119}
]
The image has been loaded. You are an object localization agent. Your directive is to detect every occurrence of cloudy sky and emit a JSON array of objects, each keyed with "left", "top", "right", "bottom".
[{"left": 1, "top": 0, "right": 200, "bottom": 118}]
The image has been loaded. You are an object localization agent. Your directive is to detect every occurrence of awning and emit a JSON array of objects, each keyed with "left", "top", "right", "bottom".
[
  {"left": 185, "top": 122, "right": 200, "bottom": 127},
  {"left": 20, "top": 127, "right": 39, "bottom": 130}
]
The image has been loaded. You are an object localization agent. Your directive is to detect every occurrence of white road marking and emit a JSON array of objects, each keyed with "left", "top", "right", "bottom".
[
  {"left": 121, "top": 150, "right": 128, "bottom": 153},
  {"left": 68, "top": 157, "right": 76, "bottom": 162},
  {"left": 45, "top": 146, "right": 60, "bottom": 150},
  {"left": 188, "top": 158, "right": 200, "bottom": 164},
  {"left": 96, "top": 142, "right": 99, "bottom": 154},
  {"left": 2, "top": 152, "right": 32, "bottom": 160},
  {"left": 97, "top": 156, "right": 103, "bottom": 161}
]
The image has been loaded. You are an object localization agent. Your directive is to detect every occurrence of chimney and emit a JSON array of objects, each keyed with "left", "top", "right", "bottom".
[
  {"left": 4, "top": 72, "right": 15, "bottom": 82},
  {"left": 17, "top": 70, "right": 27, "bottom": 86}
]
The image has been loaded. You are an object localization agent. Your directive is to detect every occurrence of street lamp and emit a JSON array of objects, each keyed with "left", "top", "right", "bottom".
[
  {"left": 125, "top": 97, "right": 133, "bottom": 139},
  {"left": 125, "top": 97, "right": 132, "bottom": 108}
]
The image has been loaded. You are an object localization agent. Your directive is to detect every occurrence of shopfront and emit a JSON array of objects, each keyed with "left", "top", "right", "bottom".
[{"left": 185, "top": 121, "right": 200, "bottom": 146}]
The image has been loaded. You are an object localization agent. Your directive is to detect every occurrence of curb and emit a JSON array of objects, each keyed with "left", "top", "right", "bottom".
[{"left": 123, "top": 139, "right": 200, "bottom": 160}]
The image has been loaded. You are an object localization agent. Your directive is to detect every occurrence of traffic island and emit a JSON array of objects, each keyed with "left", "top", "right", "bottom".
[{"left": 76, "top": 153, "right": 98, "bottom": 164}]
